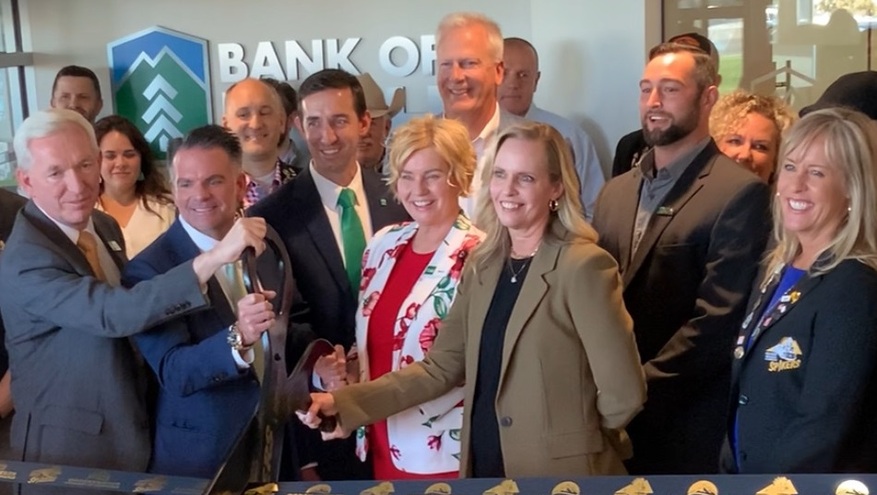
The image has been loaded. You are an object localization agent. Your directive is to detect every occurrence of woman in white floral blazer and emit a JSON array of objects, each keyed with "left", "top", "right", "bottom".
[{"left": 347, "top": 115, "right": 484, "bottom": 479}]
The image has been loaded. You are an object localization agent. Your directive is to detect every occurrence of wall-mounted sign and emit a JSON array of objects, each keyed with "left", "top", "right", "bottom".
[{"left": 107, "top": 26, "right": 213, "bottom": 159}]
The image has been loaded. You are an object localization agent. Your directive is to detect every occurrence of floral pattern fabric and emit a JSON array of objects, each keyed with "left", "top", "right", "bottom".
[{"left": 353, "top": 214, "right": 484, "bottom": 474}]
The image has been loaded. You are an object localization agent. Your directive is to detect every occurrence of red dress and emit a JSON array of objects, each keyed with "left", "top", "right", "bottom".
[{"left": 365, "top": 242, "right": 459, "bottom": 480}]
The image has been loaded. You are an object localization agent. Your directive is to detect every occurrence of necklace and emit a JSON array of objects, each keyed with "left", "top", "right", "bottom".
[{"left": 507, "top": 246, "right": 539, "bottom": 284}]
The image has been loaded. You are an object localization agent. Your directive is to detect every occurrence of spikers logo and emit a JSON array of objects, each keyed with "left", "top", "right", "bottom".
[{"left": 107, "top": 26, "right": 213, "bottom": 159}]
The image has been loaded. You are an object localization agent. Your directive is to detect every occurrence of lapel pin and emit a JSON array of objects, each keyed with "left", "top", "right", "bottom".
[
  {"left": 108, "top": 240, "right": 122, "bottom": 252},
  {"left": 734, "top": 346, "right": 744, "bottom": 359},
  {"left": 656, "top": 206, "right": 675, "bottom": 216},
  {"left": 379, "top": 198, "right": 388, "bottom": 207}
]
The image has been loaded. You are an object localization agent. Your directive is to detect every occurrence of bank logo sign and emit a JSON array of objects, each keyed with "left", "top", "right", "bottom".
[{"left": 107, "top": 26, "right": 212, "bottom": 159}]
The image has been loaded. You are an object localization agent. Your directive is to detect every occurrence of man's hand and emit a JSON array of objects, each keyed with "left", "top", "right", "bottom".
[
  {"left": 192, "top": 218, "right": 267, "bottom": 284},
  {"left": 236, "top": 290, "right": 276, "bottom": 346},
  {"left": 296, "top": 393, "right": 351, "bottom": 440},
  {"left": 315, "top": 345, "right": 347, "bottom": 391}
]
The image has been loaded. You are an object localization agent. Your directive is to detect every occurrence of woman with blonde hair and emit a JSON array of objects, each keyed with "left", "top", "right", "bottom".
[
  {"left": 710, "top": 90, "right": 795, "bottom": 182},
  {"left": 302, "top": 121, "right": 645, "bottom": 478},
  {"left": 723, "top": 107, "right": 877, "bottom": 473}
]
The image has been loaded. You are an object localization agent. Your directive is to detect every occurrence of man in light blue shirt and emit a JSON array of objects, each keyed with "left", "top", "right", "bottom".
[{"left": 499, "top": 37, "right": 604, "bottom": 219}]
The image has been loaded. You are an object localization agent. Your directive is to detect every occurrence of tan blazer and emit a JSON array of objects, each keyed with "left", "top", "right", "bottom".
[{"left": 333, "top": 220, "right": 646, "bottom": 477}]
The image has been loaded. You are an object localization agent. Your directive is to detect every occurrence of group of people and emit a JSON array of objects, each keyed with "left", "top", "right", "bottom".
[{"left": 0, "top": 9, "right": 876, "bottom": 495}]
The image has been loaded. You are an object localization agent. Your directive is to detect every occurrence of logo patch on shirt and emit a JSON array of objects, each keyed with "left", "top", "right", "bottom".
[
  {"left": 765, "top": 337, "right": 803, "bottom": 372},
  {"left": 108, "top": 240, "right": 123, "bottom": 252}
]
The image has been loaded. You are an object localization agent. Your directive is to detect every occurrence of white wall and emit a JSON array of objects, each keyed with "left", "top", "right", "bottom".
[{"left": 20, "top": 0, "right": 657, "bottom": 173}]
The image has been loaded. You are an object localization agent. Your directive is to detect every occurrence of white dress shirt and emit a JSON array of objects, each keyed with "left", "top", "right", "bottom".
[
  {"left": 309, "top": 162, "right": 375, "bottom": 267},
  {"left": 179, "top": 216, "right": 253, "bottom": 368},
  {"left": 459, "top": 103, "right": 502, "bottom": 219}
]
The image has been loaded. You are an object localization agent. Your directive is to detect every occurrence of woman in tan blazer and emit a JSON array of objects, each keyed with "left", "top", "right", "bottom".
[{"left": 300, "top": 122, "right": 646, "bottom": 478}]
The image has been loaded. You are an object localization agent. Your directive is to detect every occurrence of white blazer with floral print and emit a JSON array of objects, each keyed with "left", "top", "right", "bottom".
[{"left": 353, "top": 214, "right": 484, "bottom": 474}]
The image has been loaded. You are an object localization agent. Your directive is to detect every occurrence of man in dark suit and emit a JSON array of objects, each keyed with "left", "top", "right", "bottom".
[
  {"left": 122, "top": 126, "right": 280, "bottom": 478},
  {"left": 249, "top": 68, "right": 408, "bottom": 480},
  {"left": 0, "top": 109, "right": 264, "bottom": 493},
  {"left": 591, "top": 43, "right": 770, "bottom": 474}
]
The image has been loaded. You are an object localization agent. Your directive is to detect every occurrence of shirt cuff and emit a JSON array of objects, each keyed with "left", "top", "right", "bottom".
[{"left": 232, "top": 347, "right": 254, "bottom": 369}]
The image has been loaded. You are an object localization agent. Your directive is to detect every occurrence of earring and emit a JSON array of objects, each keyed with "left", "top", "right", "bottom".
[
  {"left": 548, "top": 199, "right": 559, "bottom": 212},
  {"left": 848, "top": 205, "right": 853, "bottom": 213},
  {"left": 137, "top": 171, "right": 145, "bottom": 182}
]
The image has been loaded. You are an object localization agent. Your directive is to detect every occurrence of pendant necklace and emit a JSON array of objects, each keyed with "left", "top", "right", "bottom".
[{"left": 507, "top": 245, "right": 539, "bottom": 283}]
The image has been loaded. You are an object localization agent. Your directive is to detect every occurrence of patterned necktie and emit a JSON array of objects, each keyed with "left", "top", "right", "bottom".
[
  {"left": 337, "top": 188, "right": 366, "bottom": 293},
  {"left": 77, "top": 231, "right": 106, "bottom": 282},
  {"left": 224, "top": 261, "right": 265, "bottom": 382}
]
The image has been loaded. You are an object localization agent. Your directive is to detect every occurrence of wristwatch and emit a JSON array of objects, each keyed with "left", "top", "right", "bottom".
[{"left": 226, "top": 323, "right": 250, "bottom": 351}]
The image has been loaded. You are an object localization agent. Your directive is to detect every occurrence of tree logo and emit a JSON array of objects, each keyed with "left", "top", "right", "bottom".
[{"left": 107, "top": 26, "right": 213, "bottom": 159}]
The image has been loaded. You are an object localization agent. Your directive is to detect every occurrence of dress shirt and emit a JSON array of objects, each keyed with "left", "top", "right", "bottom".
[
  {"left": 525, "top": 105, "right": 605, "bottom": 220},
  {"left": 179, "top": 216, "right": 254, "bottom": 368},
  {"left": 631, "top": 137, "right": 710, "bottom": 257},
  {"left": 35, "top": 204, "right": 121, "bottom": 286},
  {"left": 95, "top": 196, "right": 175, "bottom": 258},
  {"left": 459, "top": 103, "right": 501, "bottom": 219},
  {"left": 309, "top": 162, "right": 375, "bottom": 266}
]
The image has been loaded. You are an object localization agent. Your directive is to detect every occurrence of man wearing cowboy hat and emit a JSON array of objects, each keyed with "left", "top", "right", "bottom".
[{"left": 356, "top": 73, "right": 404, "bottom": 175}]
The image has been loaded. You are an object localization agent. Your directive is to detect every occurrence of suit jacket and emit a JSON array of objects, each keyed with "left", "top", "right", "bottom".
[
  {"left": 611, "top": 129, "right": 648, "bottom": 178},
  {"left": 333, "top": 220, "right": 646, "bottom": 477},
  {"left": 0, "top": 202, "right": 207, "bottom": 476},
  {"left": 248, "top": 166, "right": 408, "bottom": 480},
  {"left": 121, "top": 219, "right": 261, "bottom": 478},
  {"left": 0, "top": 189, "right": 26, "bottom": 376},
  {"left": 592, "top": 141, "right": 771, "bottom": 474},
  {"left": 722, "top": 259, "right": 877, "bottom": 474},
  {"left": 352, "top": 214, "right": 484, "bottom": 473}
]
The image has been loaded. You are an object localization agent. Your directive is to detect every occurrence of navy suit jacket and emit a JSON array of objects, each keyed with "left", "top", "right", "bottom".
[
  {"left": 723, "top": 259, "right": 877, "bottom": 473},
  {"left": 122, "top": 220, "right": 260, "bottom": 478}
]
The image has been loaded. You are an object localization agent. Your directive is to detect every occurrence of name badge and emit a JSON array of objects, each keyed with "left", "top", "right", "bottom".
[
  {"left": 108, "top": 240, "right": 123, "bottom": 252},
  {"left": 656, "top": 206, "right": 675, "bottom": 216}
]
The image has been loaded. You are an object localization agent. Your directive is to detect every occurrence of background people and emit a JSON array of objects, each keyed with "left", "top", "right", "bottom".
[
  {"left": 356, "top": 73, "right": 404, "bottom": 175},
  {"left": 300, "top": 122, "right": 645, "bottom": 479},
  {"left": 49, "top": 65, "right": 103, "bottom": 124},
  {"left": 709, "top": 90, "right": 795, "bottom": 183},
  {"left": 724, "top": 108, "right": 877, "bottom": 474},
  {"left": 499, "top": 36, "right": 604, "bottom": 219},
  {"left": 94, "top": 115, "right": 175, "bottom": 258}
]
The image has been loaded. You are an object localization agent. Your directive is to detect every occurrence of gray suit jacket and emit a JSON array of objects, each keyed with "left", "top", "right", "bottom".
[{"left": 0, "top": 201, "right": 207, "bottom": 475}]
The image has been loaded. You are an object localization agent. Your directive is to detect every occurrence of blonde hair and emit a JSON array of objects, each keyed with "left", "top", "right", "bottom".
[
  {"left": 471, "top": 122, "right": 597, "bottom": 273},
  {"left": 436, "top": 12, "right": 504, "bottom": 63},
  {"left": 710, "top": 90, "right": 795, "bottom": 150},
  {"left": 764, "top": 107, "right": 877, "bottom": 282},
  {"left": 386, "top": 114, "right": 476, "bottom": 198}
]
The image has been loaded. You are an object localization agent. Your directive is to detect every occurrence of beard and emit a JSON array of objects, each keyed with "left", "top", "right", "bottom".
[{"left": 641, "top": 106, "right": 700, "bottom": 147}]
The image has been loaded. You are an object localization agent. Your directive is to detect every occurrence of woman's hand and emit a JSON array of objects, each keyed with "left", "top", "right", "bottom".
[{"left": 296, "top": 392, "right": 351, "bottom": 440}]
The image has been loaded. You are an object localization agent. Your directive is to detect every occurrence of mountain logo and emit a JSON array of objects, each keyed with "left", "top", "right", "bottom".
[{"left": 107, "top": 26, "right": 212, "bottom": 159}]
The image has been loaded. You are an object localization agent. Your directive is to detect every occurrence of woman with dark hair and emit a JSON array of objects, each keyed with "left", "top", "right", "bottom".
[{"left": 94, "top": 115, "right": 175, "bottom": 257}]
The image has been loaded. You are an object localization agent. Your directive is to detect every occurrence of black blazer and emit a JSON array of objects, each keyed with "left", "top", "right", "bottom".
[
  {"left": 592, "top": 141, "right": 771, "bottom": 474},
  {"left": 611, "top": 129, "right": 649, "bottom": 178},
  {"left": 722, "top": 259, "right": 877, "bottom": 474}
]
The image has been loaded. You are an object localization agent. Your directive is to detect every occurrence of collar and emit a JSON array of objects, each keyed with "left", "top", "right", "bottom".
[
  {"left": 639, "top": 136, "right": 711, "bottom": 181},
  {"left": 310, "top": 161, "right": 367, "bottom": 210},
  {"left": 473, "top": 103, "right": 502, "bottom": 144},
  {"left": 34, "top": 202, "right": 97, "bottom": 245},
  {"left": 178, "top": 215, "right": 219, "bottom": 253},
  {"left": 278, "top": 138, "right": 298, "bottom": 166}
]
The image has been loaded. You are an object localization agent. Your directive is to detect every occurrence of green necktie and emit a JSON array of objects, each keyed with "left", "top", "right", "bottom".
[{"left": 337, "top": 188, "right": 366, "bottom": 293}]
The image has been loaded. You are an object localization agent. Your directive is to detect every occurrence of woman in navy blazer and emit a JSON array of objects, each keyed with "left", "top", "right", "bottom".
[{"left": 723, "top": 107, "right": 877, "bottom": 473}]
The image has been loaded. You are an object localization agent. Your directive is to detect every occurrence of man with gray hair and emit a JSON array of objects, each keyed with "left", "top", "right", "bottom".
[
  {"left": 0, "top": 109, "right": 265, "bottom": 490},
  {"left": 356, "top": 72, "right": 404, "bottom": 174},
  {"left": 435, "top": 11, "right": 523, "bottom": 217},
  {"left": 499, "top": 36, "right": 605, "bottom": 219}
]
